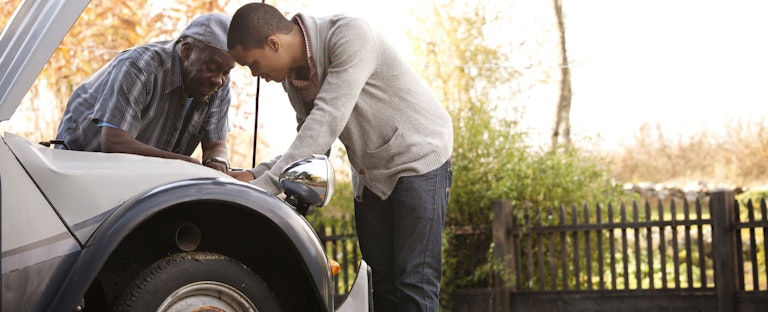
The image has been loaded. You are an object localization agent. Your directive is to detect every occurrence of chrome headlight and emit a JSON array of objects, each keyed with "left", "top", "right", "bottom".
[{"left": 279, "top": 155, "right": 335, "bottom": 209}]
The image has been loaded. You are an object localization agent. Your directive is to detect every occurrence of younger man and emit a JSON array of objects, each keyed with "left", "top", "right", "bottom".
[{"left": 227, "top": 3, "right": 453, "bottom": 311}]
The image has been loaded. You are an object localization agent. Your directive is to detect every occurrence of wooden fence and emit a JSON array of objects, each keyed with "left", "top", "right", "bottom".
[
  {"left": 314, "top": 190, "right": 768, "bottom": 311},
  {"left": 450, "top": 190, "right": 767, "bottom": 312}
]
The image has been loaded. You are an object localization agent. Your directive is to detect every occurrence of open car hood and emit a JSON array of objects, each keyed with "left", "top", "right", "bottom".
[{"left": 0, "top": 0, "right": 90, "bottom": 121}]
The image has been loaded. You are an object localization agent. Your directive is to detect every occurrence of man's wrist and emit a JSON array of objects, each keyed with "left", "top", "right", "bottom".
[{"left": 203, "top": 156, "right": 230, "bottom": 171}]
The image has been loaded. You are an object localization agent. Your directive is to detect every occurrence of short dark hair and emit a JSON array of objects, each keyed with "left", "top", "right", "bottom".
[{"left": 228, "top": 3, "right": 294, "bottom": 51}]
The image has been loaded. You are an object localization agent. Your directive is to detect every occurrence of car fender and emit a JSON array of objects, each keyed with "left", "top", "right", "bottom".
[{"left": 46, "top": 178, "right": 333, "bottom": 311}]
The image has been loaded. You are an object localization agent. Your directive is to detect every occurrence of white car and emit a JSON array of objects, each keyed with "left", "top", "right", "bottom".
[{"left": 0, "top": 1, "right": 371, "bottom": 311}]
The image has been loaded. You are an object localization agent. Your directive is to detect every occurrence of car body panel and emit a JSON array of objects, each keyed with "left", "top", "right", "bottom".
[
  {"left": 337, "top": 260, "right": 374, "bottom": 312},
  {"left": 5, "top": 132, "right": 229, "bottom": 242},
  {"left": 0, "top": 136, "right": 75, "bottom": 258},
  {"left": 2, "top": 248, "right": 80, "bottom": 311},
  {"left": 1, "top": 137, "right": 81, "bottom": 311}
]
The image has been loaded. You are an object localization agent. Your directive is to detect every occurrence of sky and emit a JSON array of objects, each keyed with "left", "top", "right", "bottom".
[
  {"left": 563, "top": 0, "right": 768, "bottom": 149},
  {"left": 5, "top": 0, "right": 765, "bottom": 158},
  {"left": 238, "top": 0, "right": 768, "bottom": 156}
]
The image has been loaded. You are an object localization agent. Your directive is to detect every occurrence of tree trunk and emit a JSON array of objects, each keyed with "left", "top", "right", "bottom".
[{"left": 551, "top": 0, "right": 572, "bottom": 149}]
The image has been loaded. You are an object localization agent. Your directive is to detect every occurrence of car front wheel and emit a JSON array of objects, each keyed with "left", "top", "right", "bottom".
[{"left": 116, "top": 251, "right": 281, "bottom": 312}]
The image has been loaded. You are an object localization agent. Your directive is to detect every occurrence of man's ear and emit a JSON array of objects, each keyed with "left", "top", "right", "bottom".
[
  {"left": 266, "top": 36, "right": 279, "bottom": 52},
  {"left": 180, "top": 41, "right": 192, "bottom": 60}
]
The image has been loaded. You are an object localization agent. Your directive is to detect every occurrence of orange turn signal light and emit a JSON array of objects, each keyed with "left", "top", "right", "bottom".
[{"left": 329, "top": 258, "right": 340, "bottom": 276}]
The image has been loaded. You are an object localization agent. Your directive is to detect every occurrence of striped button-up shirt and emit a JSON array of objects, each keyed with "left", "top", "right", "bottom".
[{"left": 55, "top": 39, "right": 230, "bottom": 156}]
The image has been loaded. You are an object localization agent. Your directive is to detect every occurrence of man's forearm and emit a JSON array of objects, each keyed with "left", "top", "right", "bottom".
[
  {"left": 202, "top": 140, "right": 228, "bottom": 161},
  {"left": 202, "top": 140, "right": 230, "bottom": 171},
  {"left": 101, "top": 126, "right": 200, "bottom": 164}
]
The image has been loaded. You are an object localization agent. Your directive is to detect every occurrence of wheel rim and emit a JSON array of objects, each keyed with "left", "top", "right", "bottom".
[{"left": 157, "top": 281, "right": 258, "bottom": 312}]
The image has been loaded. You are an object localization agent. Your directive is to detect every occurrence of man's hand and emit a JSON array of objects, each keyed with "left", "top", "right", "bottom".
[
  {"left": 228, "top": 170, "right": 256, "bottom": 182},
  {"left": 204, "top": 161, "right": 228, "bottom": 172},
  {"left": 201, "top": 141, "right": 229, "bottom": 173},
  {"left": 203, "top": 156, "right": 229, "bottom": 172}
]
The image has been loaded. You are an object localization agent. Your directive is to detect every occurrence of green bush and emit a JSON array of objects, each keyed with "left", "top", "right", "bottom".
[
  {"left": 736, "top": 189, "right": 768, "bottom": 209},
  {"left": 441, "top": 103, "right": 637, "bottom": 307}
]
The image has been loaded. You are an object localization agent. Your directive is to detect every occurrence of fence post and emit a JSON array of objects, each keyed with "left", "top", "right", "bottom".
[
  {"left": 711, "top": 190, "right": 738, "bottom": 312},
  {"left": 492, "top": 199, "right": 515, "bottom": 312}
]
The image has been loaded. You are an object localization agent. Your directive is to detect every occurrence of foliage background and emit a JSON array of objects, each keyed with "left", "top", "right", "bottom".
[
  {"left": 0, "top": 0, "right": 271, "bottom": 169},
  {"left": 3, "top": 0, "right": 768, "bottom": 310}
]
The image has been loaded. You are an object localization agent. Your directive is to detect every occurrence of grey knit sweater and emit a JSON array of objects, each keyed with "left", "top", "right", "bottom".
[{"left": 248, "top": 13, "right": 453, "bottom": 200}]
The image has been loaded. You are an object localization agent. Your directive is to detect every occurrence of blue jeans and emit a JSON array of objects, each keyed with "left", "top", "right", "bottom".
[{"left": 354, "top": 159, "right": 453, "bottom": 312}]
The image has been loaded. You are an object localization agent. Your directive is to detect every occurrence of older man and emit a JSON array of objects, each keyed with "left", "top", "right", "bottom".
[{"left": 55, "top": 13, "right": 235, "bottom": 172}]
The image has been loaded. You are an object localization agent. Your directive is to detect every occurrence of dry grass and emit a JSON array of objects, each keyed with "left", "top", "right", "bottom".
[{"left": 606, "top": 117, "right": 768, "bottom": 190}]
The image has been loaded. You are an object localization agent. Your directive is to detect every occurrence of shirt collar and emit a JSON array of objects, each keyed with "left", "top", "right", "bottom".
[{"left": 287, "top": 16, "right": 315, "bottom": 82}]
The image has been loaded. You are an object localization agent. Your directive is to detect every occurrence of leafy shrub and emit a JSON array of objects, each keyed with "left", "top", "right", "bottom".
[{"left": 441, "top": 102, "right": 636, "bottom": 307}]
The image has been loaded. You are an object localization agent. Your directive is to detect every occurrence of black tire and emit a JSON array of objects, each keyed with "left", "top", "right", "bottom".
[{"left": 115, "top": 251, "right": 281, "bottom": 312}]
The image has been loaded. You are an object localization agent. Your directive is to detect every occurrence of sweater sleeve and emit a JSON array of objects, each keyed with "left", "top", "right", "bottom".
[{"left": 248, "top": 155, "right": 282, "bottom": 194}]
